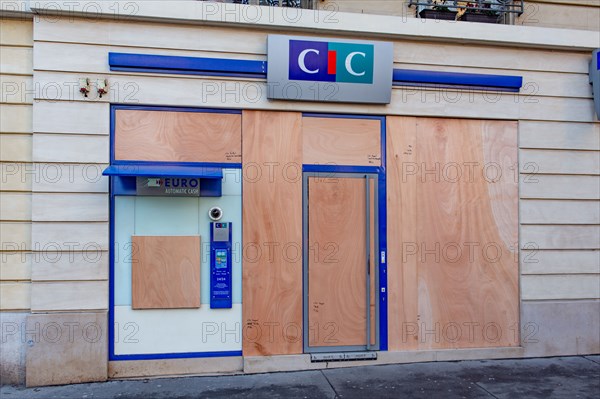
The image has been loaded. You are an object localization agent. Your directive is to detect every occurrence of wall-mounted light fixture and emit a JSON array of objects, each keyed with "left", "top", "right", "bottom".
[
  {"left": 97, "top": 79, "right": 109, "bottom": 98},
  {"left": 79, "top": 78, "right": 90, "bottom": 97}
]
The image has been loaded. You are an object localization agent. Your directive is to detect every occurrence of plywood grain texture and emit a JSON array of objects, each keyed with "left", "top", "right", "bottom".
[
  {"left": 308, "top": 177, "right": 367, "bottom": 347},
  {"left": 242, "top": 110, "right": 303, "bottom": 356},
  {"left": 131, "top": 236, "right": 201, "bottom": 309},
  {"left": 302, "top": 117, "right": 381, "bottom": 166},
  {"left": 386, "top": 116, "right": 419, "bottom": 350},
  {"left": 387, "top": 117, "right": 519, "bottom": 350},
  {"left": 115, "top": 110, "right": 241, "bottom": 164}
]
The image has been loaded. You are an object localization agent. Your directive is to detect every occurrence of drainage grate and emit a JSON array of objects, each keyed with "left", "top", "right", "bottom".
[{"left": 310, "top": 352, "right": 377, "bottom": 363}]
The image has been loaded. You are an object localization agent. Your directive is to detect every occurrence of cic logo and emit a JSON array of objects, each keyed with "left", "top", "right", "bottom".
[{"left": 289, "top": 40, "right": 374, "bottom": 84}]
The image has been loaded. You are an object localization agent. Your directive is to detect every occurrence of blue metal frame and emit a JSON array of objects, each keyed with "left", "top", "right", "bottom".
[
  {"left": 103, "top": 164, "right": 223, "bottom": 178},
  {"left": 108, "top": 104, "right": 243, "bottom": 362},
  {"left": 109, "top": 52, "right": 266, "bottom": 78},
  {"left": 109, "top": 52, "right": 522, "bottom": 92},
  {"left": 393, "top": 69, "right": 522, "bottom": 92},
  {"left": 301, "top": 112, "right": 388, "bottom": 351}
]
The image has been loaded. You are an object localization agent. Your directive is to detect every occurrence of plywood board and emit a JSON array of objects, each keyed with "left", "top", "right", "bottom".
[
  {"left": 242, "top": 110, "right": 303, "bottom": 356},
  {"left": 131, "top": 236, "right": 201, "bottom": 309},
  {"left": 303, "top": 117, "right": 381, "bottom": 166},
  {"left": 386, "top": 116, "right": 419, "bottom": 350},
  {"left": 115, "top": 109, "right": 241, "bottom": 164},
  {"left": 308, "top": 177, "right": 367, "bottom": 347},
  {"left": 387, "top": 117, "right": 519, "bottom": 351}
]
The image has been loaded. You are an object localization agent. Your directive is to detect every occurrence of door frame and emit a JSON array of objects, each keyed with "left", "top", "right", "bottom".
[
  {"left": 300, "top": 112, "right": 388, "bottom": 353},
  {"left": 302, "top": 172, "right": 381, "bottom": 353}
]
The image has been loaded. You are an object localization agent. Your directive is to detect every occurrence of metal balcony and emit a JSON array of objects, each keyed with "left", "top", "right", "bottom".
[{"left": 409, "top": 0, "right": 524, "bottom": 23}]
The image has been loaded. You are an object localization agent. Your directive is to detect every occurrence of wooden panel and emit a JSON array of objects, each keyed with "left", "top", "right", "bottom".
[
  {"left": 0, "top": 134, "right": 32, "bottom": 162},
  {"left": 0, "top": 252, "right": 32, "bottom": 281},
  {"left": 0, "top": 192, "right": 31, "bottom": 221},
  {"left": 131, "top": 235, "right": 200, "bottom": 309},
  {"left": 519, "top": 121, "right": 600, "bottom": 150},
  {"left": 25, "top": 312, "right": 107, "bottom": 387},
  {"left": 520, "top": 149, "right": 600, "bottom": 175},
  {"left": 32, "top": 193, "right": 108, "bottom": 222},
  {"left": 387, "top": 117, "right": 519, "bottom": 351},
  {"left": 387, "top": 116, "right": 419, "bottom": 351},
  {"left": 33, "top": 134, "right": 109, "bottom": 164},
  {"left": 521, "top": 225, "right": 600, "bottom": 249},
  {"left": 303, "top": 117, "right": 381, "bottom": 166},
  {"left": 0, "top": 282, "right": 30, "bottom": 310},
  {"left": 308, "top": 177, "right": 367, "bottom": 347},
  {"left": 520, "top": 175, "right": 600, "bottom": 200},
  {"left": 30, "top": 281, "right": 108, "bottom": 311},
  {"left": 32, "top": 163, "right": 109, "bottom": 193},
  {"left": 0, "top": 46, "right": 32, "bottom": 75},
  {"left": 520, "top": 200, "right": 600, "bottom": 224},
  {"left": 521, "top": 275, "right": 600, "bottom": 300},
  {"left": 242, "top": 110, "right": 303, "bottom": 356},
  {"left": 115, "top": 110, "right": 241, "bottom": 164},
  {"left": 0, "top": 19, "right": 33, "bottom": 46},
  {"left": 33, "top": 101, "right": 109, "bottom": 135},
  {"left": 31, "top": 251, "right": 108, "bottom": 281},
  {"left": 0, "top": 104, "right": 32, "bottom": 133},
  {"left": 520, "top": 250, "right": 600, "bottom": 274}
]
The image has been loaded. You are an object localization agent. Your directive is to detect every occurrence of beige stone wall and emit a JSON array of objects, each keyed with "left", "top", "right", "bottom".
[{"left": 0, "top": 17, "right": 33, "bottom": 386}]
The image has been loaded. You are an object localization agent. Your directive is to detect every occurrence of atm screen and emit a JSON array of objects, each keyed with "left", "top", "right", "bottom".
[{"left": 215, "top": 249, "right": 228, "bottom": 269}]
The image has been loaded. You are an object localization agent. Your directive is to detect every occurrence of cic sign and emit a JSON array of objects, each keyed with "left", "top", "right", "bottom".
[{"left": 267, "top": 35, "right": 393, "bottom": 104}]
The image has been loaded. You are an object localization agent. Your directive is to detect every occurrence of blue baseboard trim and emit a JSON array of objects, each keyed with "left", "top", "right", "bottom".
[
  {"left": 110, "top": 350, "right": 243, "bottom": 361},
  {"left": 109, "top": 52, "right": 522, "bottom": 92}
]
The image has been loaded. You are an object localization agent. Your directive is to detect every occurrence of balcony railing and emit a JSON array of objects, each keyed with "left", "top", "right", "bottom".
[{"left": 409, "top": 0, "right": 524, "bottom": 23}]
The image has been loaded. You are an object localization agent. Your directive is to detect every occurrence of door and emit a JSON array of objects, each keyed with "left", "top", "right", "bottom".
[{"left": 303, "top": 173, "right": 379, "bottom": 352}]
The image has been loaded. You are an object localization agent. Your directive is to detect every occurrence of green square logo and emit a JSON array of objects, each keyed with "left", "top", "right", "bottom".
[{"left": 328, "top": 42, "right": 374, "bottom": 84}]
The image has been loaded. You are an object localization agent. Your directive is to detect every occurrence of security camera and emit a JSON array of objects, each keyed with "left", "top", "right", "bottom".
[{"left": 208, "top": 207, "right": 223, "bottom": 221}]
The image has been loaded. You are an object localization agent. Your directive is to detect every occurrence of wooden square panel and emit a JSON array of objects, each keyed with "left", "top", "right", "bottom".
[{"left": 131, "top": 235, "right": 201, "bottom": 309}]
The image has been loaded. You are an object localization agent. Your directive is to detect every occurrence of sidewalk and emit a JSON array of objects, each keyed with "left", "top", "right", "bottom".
[{"left": 2, "top": 355, "right": 599, "bottom": 399}]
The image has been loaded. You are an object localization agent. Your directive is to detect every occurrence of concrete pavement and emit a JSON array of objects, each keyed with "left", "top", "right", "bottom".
[{"left": 2, "top": 355, "right": 599, "bottom": 398}]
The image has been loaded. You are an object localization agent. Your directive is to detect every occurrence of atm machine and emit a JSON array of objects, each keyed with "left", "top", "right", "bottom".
[{"left": 209, "top": 213, "right": 233, "bottom": 309}]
